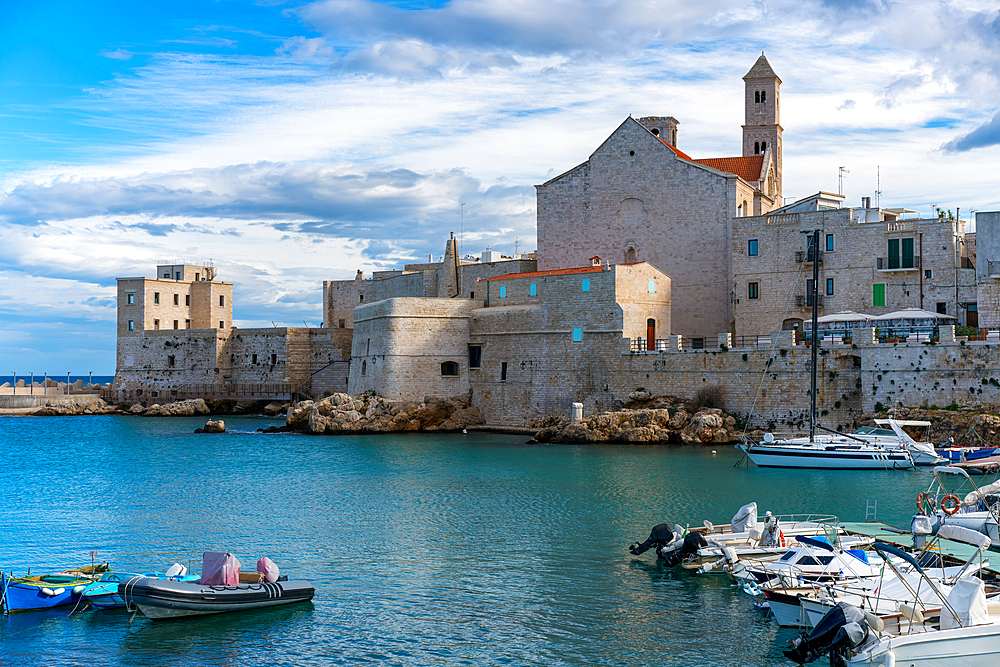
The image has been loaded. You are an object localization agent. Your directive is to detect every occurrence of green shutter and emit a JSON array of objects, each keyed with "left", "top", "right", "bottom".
[
  {"left": 888, "top": 239, "right": 900, "bottom": 269},
  {"left": 902, "top": 238, "right": 914, "bottom": 268},
  {"left": 873, "top": 283, "right": 886, "bottom": 307}
]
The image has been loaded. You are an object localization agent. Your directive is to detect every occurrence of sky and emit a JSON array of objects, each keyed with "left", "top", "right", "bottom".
[{"left": 2, "top": 0, "right": 999, "bottom": 374}]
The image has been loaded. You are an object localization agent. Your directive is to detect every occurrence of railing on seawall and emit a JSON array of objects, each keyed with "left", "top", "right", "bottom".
[{"left": 103, "top": 382, "right": 296, "bottom": 404}]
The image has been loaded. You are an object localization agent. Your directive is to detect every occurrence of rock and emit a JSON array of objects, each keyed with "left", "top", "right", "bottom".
[
  {"left": 142, "top": 398, "right": 211, "bottom": 417},
  {"left": 129, "top": 403, "right": 145, "bottom": 414},
  {"left": 194, "top": 427, "right": 204, "bottom": 433},
  {"left": 203, "top": 420, "right": 225, "bottom": 433},
  {"left": 680, "top": 411, "right": 725, "bottom": 443},
  {"left": 263, "top": 402, "right": 285, "bottom": 416}
]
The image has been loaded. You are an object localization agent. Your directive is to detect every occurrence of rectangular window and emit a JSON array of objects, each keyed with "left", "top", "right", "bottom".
[
  {"left": 153, "top": 319, "right": 159, "bottom": 329},
  {"left": 220, "top": 295, "right": 225, "bottom": 307},
  {"left": 902, "top": 237, "right": 915, "bottom": 268},
  {"left": 581, "top": 278, "right": 590, "bottom": 292},
  {"left": 195, "top": 272, "right": 200, "bottom": 281},
  {"left": 936, "top": 302, "right": 947, "bottom": 315},
  {"left": 887, "top": 238, "right": 900, "bottom": 269},
  {"left": 826, "top": 234, "right": 834, "bottom": 252},
  {"left": 826, "top": 278, "right": 835, "bottom": 296},
  {"left": 176, "top": 271, "right": 181, "bottom": 280},
  {"left": 500, "top": 362, "right": 507, "bottom": 382},
  {"left": 252, "top": 353, "right": 258, "bottom": 364},
  {"left": 748, "top": 282, "right": 759, "bottom": 299},
  {"left": 470, "top": 291, "right": 474, "bottom": 299},
  {"left": 529, "top": 283, "right": 536, "bottom": 296},
  {"left": 173, "top": 320, "right": 179, "bottom": 329},
  {"left": 648, "top": 279, "right": 656, "bottom": 293},
  {"left": 873, "top": 283, "right": 886, "bottom": 307},
  {"left": 338, "top": 319, "right": 345, "bottom": 329},
  {"left": 164, "top": 273, "right": 170, "bottom": 279},
  {"left": 128, "top": 320, "right": 134, "bottom": 331},
  {"left": 185, "top": 319, "right": 191, "bottom": 329},
  {"left": 219, "top": 320, "right": 224, "bottom": 329},
  {"left": 359, "top": 294, "right": 364, "bottom": 302},
  {"left": 185, "top": 294, "right": 191, "bottom": 306},
  {"left": 748, "top": 239, "right": 758, "bottom": 256},
  {"left": 154, "top": 292, "right": 160, "bottom": 304},
  {"left": 468, "top": 345, "right": 482, "bottom": 369},
  {"left": 126, "top": 293, "right": 134, "bottom": 305},
  {"left": 572, "top": 327, "right": 583, "bottom": 342},
  {"left": 925, "top": 269, "right": 932, "bottom": 279},
  {"left": 167, "top": 355, "right": 175, "bottom": 367},
  {"left": 173, "top": 294, "right": 179, "bottom": 305},
  {"left": 806, "top": 279, "right": 816, "bottom": 306},
  {"left": 271, "top": 353, "right": 277, "bottom": 365},
  {"left": 499, "top": 285, "right": 506, "bottom": 298}
]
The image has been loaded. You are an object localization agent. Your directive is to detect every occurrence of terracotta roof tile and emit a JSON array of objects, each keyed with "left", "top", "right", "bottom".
[
  {"left": 480, "top": 265, "right": 607, "bottom": 281},
  {"left": 656, "top": 136, "right": 693, "bottom": 160},
  {"left": 694, "top": 156, "right": 764, "bottom": 182}
]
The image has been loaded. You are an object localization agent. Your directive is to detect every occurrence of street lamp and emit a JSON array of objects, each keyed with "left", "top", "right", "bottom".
[{"left": 67, "top": 371, "right": 71, "bottom": 395}]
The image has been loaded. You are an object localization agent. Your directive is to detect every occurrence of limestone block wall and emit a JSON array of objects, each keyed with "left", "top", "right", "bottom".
[
  {"left": 349, "top": 298, "right": 481, "bottom": 400},
  {"left": 115, "top": 329, "right": 229, "bottom": 392},
  {"left": 118, "top": 277, "right": 232, "bottom": 336},
  {"left": 732, "top": 208, "right": 976, "bottom": 337},
  {"left": 323, "top": 278, "right": 367, "bottom": 329},
  {"left": 536, "top": 117, "right": 738, "bottom": 339},
  {"left": 976, "top": 212, "right": 1000, "bottom": 327}
]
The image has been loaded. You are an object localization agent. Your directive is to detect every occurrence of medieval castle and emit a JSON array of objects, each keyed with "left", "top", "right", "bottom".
[{"left": 115, "top": 55, "right": 1000, "bottom": 426}]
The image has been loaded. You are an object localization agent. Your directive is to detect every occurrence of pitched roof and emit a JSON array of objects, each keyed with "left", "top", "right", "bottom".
[
  {"left": 694, "top": 155, "right": 765, "bottom": 182},
  {"left": 744, "top": 53, "right": 780, "bottom": 82},
  {"left": 655, "top": 135, "right": 693, "bottom": 160},
  {"left": 480, "top": 265, "right": 607, "bottom": 281}
]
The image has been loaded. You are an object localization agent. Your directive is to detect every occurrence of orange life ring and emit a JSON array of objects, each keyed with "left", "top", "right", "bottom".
[
  {"left": 917, "top": 492, "right": 933, "bottom": 514},
  {"left": 941, "top": 494, "right": 961, "bottom": 515}
]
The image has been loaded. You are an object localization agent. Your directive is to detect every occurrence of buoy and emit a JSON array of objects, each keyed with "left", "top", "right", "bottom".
[
  {"left": 711, "top": 450, "right": 717, "bottom": 454},
  {"left": 41, "top": 587, "right": 56, "bottom": 596},
  {"left": 72, "top": 584, "right": 86, "bottom": 594},
  {"left": 53, "top": 587, "right": 66, "bottom": 596}
]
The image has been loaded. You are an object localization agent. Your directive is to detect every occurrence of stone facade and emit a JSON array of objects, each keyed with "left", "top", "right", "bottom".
[
  {"left": 976, "top": 211, "right": 1000, "bottom": 328},
  {"left": 117, "top": 264, "right": 232, "bottom": 336},
  {"left": 732, "top": 207, "right": 977, "bottom": 337}
]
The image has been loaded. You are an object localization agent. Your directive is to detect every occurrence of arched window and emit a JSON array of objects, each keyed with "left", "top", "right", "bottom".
[
  {"left": 646, "top": 318, "right": 656, "bottom": 351},
  {"left": 441, "top": 361, "right": 459, "bottom": 376},
  {"left": 650, "top": 128, "right": 659, "bottom": 136},
  {"left": 743, "top": 200, "right": 749, "bottom": 216},
  {"left": 754, "top": 141, "right": 760, "bottom": 155},
  {"left": 761, "top": 141, "right": 767, "bottom": 153},
  {"left": 361, "top": 360, "right": 367, "bottom": 376},
  {"left": 754, "top": 91, "right": 760, "bottom": 104},
  {"left": 760, "top": 90, "right": 766, "bottom": 104},
  {"left": 625, "top": 247, "right": 637, "bottom": 264}
]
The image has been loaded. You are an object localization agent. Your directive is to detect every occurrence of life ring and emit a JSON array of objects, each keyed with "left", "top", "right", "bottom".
[
  {"left": 916, "top": 492, "right": 933, "bottom": 514},
  {"left": 940, "top": 494, "right": 961, "bottom": 515}
]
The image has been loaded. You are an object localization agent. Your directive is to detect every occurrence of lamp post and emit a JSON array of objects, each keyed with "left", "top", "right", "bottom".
[
  {"left": 43, "top": 372, "right": 47, "bottom": 395},
  {"left": 11, "top": 371, "right": 14, "bottom": 396},
  {"left": 67, "top": 371, "right": 71, "bottom": 395},
  {"left": 89, "top": 371, "right": 93, "bottom": 392},
  {"left": 30, "top": 372, "right": 34, "bottom": 395}
]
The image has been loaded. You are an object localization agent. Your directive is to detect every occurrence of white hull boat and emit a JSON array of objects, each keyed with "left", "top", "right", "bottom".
[{"left": 737, "top": 441, "right": 914, "bottom": 469}]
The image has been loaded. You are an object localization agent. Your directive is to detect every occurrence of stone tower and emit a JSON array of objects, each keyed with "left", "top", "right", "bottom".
[{"left": 742, "top": 53, "right": 782, "bottom": 201}]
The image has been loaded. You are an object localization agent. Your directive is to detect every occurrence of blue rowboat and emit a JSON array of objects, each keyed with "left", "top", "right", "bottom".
[{"left": 1, "top": 566, "right": 108, "bottom": 613}]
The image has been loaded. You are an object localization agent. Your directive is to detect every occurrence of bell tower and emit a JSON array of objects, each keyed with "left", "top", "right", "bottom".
[{"left": 742, "top": 53, "right": 782, "bottom": 201}]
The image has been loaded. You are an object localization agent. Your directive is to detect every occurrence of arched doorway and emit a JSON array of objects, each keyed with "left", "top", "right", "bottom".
[
  {"left": 782, "top": 318, "right": 803, "bottom": 331},
  {"left": 647, "top": 318, "right": 656, "bottom": 351},
  {"left": 625, "top": 247, "right": 637, "bottom": 264}
]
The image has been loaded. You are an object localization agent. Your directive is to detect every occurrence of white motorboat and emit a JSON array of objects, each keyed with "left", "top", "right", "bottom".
[
  {"left": 786, "top": 542, "right": 1000, "bottom": 667},
  {"left": 917, "top": 466, "right": 1000, "bottom": 549},
  {"left": 737, "top": 435, "right": 915, "bottom": 469}
]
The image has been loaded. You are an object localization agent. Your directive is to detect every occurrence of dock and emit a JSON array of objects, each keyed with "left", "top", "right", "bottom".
[{"left": 839, "top": 521, "right": 1000, "bottom": 575}]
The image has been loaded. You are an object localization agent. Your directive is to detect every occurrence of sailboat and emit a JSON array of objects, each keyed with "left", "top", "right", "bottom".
[{"left": 736, "top": 229, "right": 916, "bottom": 469}]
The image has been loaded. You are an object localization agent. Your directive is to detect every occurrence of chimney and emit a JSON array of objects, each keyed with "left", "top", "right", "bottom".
[{"left": 862, "top": 196, "right": 871, "bottom": 209}]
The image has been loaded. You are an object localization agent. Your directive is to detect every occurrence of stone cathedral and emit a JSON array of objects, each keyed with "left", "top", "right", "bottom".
[{"left": 535, "top": 53, "right": 784, "bottom": 340}]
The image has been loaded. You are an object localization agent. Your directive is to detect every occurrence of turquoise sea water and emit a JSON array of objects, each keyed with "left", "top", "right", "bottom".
[{"left": 0, "top": 416, "right": 935, "bottom": 666}]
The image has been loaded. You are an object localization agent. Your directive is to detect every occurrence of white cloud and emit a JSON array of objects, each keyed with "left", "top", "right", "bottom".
[{"left": 100, "top": 49, "right": 134, "bottom": 61}]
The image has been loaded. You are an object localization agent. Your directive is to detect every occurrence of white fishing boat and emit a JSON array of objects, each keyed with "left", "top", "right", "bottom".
[{"left": 916, "top": 466, "right": 1000, "bottom": 549}]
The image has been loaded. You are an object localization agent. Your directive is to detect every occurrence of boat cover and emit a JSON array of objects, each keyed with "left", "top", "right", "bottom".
[
  {"left": 964, "top": 479, "right": 1000, "bottom": 506},
  {"left": 257, "top": 557, "right": 279, "bottom": 583},
  {"left": 201, "top": 552, "right": 241, "bottom": 585},
  {"left": 940, "top": 576, "right": 990, "bottom": 629},
  {"left": 937, "top": 523, "right": 991, "bottom": 550},
  {"left": 731, "top": 502, "right": 758, "bottom": 533}
]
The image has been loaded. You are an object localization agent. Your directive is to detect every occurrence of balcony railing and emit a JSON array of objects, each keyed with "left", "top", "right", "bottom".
[
  {"left": 877, "top": 255, "right": 920, "bottom": 270},
  {"left": 794, "top": 294, "right": 824, "bottom": 308},
  {"left": 794, "top": 250, "right": 823, "bottom": 263}
]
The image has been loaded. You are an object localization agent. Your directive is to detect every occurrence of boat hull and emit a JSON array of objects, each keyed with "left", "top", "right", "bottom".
[
  {"left": 1, "top": 576, "right": 88, "bottom": 613},
  {"left": 738, "top": 444, "right": 914, "bottom": 469},
  {"left": 851, "top": 622, "right": 1000, "bottom": 667},
  {"left": 119, "top": 577, "right": 314, "bottom": 620}
]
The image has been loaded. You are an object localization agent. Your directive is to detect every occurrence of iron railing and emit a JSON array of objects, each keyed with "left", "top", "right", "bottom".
[
  {"left": 876, "top": 255, "right": 920, "bottom": 270},
  {"left": 794, "top": 294, "right": 824, "bottom": 308},
  {"left": 794, "top": 250, "right": 823, "bottom": 263}
]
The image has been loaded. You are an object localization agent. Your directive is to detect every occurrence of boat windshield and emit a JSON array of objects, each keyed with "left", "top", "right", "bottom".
[{"left": 853, "top": 427, "right": 896, "bottom": 436}]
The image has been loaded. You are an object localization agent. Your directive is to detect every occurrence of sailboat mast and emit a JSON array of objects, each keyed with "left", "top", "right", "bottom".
[{"left": 809, "top": 229, "right": 821, "bottom": 443}]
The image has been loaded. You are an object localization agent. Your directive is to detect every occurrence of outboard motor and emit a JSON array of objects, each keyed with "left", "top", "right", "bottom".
[
  {"left": 784, "top": 601, "right": 869, "bottom": 665},
  {"left": 629, "top": 524, "right": 675, "bottom": 556},
  {"left": 658, "top": 531, "right": 708, "bottom": 567}
]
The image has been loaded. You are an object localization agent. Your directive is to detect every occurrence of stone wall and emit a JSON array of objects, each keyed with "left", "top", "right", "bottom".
[{"left": 976, "top": 211, "right": 1000, "bottom": 328}]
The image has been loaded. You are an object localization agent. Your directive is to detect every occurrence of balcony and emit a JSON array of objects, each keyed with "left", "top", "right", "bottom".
[
  {"left": 795, "top": 250, "right": 823, "bottom": 263},
  {"left": 876, "top": 255, "right": 920, "bottom": 271},
  {"left": 794, "top": 294, "right": 824, "bottom": 308}
]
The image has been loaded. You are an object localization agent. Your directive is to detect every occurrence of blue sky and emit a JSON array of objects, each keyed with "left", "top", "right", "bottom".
[{"left": 2, "top": 0, "right": 1000, "bottom": 373}]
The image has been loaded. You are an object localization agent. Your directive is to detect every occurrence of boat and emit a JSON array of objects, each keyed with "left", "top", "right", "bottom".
[
  {"left": 83, "top": 564, "right": 196, "bottom": 610},
  {"left": 915, "top": 466, "right": 1000, "bottom": 548},
  {"left": 1, "top": 563, "right": 110, "bottom": 613},
  {"left": 736, "top": 434, "right": 916, "bottom": 469},
  {"left": 119, "top": 552, "right": 314, "bottom": 619},
  {"left": 628, "top": 502, "right": 866, "bottom": 569},
  {"left": 785, "top": 542, "right": 1000, "bottom": 666}
]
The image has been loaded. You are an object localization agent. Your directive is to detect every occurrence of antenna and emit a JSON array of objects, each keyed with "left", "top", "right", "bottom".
[
  {"left": 460, "top": 203, "right": 465, "bottom": 260},
  {"left": 838, "top": 167, "right": 849, "bottom": 196},
  {"left": 875, "top": 166, "right": 882, "bottom": 209},
  {"left": 515, "top": 237, "right": 519, "bottom": 256}
]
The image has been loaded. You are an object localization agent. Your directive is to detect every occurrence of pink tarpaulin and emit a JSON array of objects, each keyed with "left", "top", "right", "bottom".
[
  {"left": 257, "top": 557, "right": 279, "bottom": 583},
  {"left": 201, "top": 551, "right": 242, "bottom": 585}
]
